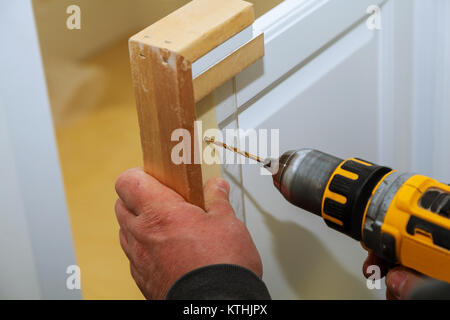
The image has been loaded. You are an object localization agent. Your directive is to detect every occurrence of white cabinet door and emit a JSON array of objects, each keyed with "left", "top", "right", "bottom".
[{"left": 216, "top": 0, "right": 415, "bottom": 299}]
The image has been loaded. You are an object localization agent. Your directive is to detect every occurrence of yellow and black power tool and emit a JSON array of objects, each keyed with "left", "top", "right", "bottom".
[{"left": 265, "top": 149, "right": 450, "bottom": 283}]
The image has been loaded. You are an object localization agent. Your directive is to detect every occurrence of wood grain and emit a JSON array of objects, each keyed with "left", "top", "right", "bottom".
[
  {"left": 129, "top": 44, "right": 204, "bottom": 207},
  {"left": 130, "top": 0, "right": 255, "bottom": 63},
  {"left": 196, "top": 93, "right": 223, "bottom": 183},
  {"left": 129, "top": 0, "right": 262, "bottom": 209}
]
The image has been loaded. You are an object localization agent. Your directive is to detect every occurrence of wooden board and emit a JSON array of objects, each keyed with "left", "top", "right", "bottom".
[
  {"left": 129, "top": 45, "right": 204, "bottom": 207},
  {"left": 193, "top": 34, "right": 265, "bottom": 102},
  {"left": 130, "top": 0, "right": 255, "bottom": 63},
  {"left": 129, "top": 0, "right": 262, "bottom": 208},
  {"left": 196, "top": 93, "right": 223, "bottom": 183}
]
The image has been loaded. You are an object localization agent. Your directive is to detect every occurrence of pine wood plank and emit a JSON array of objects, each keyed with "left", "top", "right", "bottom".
[{"left": 129, "top": 0, "right": 262, "bottom": 208}]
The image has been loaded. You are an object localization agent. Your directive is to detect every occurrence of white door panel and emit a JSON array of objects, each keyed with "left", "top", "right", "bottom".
[
  {"left": 411, "top": 0, "right": 450, "bottom": 182},
  {"left": 238, "top": 19, "right": 384, "bottom": 299},
  {"left": 236, "top": 0, "right": 384, "bottom": 107}
]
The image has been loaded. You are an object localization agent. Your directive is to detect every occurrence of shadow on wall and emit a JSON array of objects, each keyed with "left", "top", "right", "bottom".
[{"left": 224, "top": 170, "right": 375, "bottom": 299}]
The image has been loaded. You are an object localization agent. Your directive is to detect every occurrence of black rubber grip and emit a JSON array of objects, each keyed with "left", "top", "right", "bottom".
[{"left": 323, "top": 159, "right": 392, "bottom": 241}]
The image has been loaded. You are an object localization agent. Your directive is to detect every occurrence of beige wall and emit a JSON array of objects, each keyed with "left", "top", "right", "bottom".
[
  {"left": 33, "top": 0, "right": 187, "bottom": 61},
  {"left": 32, "top": 0, "right": 282, "bottom": 126},
  {"left": 31, "top": 0, "right": 282, "bottom": 299},
  {"left": 33, "top": 0, "right": 282, "bottom": 62}
]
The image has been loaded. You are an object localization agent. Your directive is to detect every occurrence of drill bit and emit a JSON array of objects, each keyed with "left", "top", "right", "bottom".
[{"left": 203, "top": 136, "right": 265, "bottom": 163}]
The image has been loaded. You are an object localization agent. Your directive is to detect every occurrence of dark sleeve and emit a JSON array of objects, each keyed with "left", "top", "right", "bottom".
[
  {"left": 408, "top": 279, "right": 450, "bottom": 300},
  {"left": 166, "top": 264, "right": 271, "bottom": 300}
]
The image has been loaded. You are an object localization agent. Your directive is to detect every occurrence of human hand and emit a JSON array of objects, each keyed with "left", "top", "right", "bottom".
[
  {"left": 114, "top": 168, "right": 262, "bottom": 300},
  {"left": 363, "top": 252, "right": 426, "bottom": 300}
]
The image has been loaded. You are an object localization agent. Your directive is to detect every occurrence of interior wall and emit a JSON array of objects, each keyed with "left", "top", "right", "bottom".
[
  {"left": 32, "top": 0, "right": 282, "bottom": 62},
  {"left": 411, "top": 0, "right": 450, "bottom": 182},
  {"left": 31, "top": 0, "right": 283, "bottom": 300},
  {"left": 0, "top": 0, "right": 80, "bottom": 299},
  {"left": 32, "top": 0, "right": 283, "bottom": 127}
]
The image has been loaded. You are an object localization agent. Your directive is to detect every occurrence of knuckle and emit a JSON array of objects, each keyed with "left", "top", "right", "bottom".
[
  {"left": 130, "top": 264, "right": 143, "bottom": 285},
  {"left": 119, "top": 237, "right": 127, "bottom": 252},
  {"left": 115, "top": 170, "right": 132, "bottom": 193},
  {"left": 115, "top": 199, "right": 126, "bottom": 216},
  {"left": 116, "top": 168, "right": 144, "bottom": 195},
  {"left": 133, "top": 243, "right": 148, "bottom": 261},
  {"left": 129, "top": 265, "right": 137, "bottom": 281},
  {"left": 142, "top": 202, "right": 187, "bottom": 226},
  {"left": 114, "top": 199, "right": 122, "bottom": 216},
  {"left": 130, "top": 243, "right": 152, "bottom": 271},
  {"left": 208, "top": 177, "right": 230, "bottom": 192},
  {"left": 133, "top": 213, "right": 166, "bottom": 236},
  {"left": 205, "top": 199, "right": 230, "bottom": 212},
  {"left": 130, "top": 202, "right": 194, "bottom": 242},
  {"left": 140, "top": 201, "right": 157, "bottom": 217}
]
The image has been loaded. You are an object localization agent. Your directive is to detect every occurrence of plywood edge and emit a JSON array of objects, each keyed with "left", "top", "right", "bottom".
[
  {"left": 129, "top": 0, "right": 255, "bottom": 62},
  {"left": 193, "top": 33, "right": 265, "bottom": 102}
]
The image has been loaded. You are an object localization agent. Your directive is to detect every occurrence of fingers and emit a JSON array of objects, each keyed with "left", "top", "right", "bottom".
[
  {"left": 204, "top": 177, "right": 234, "bottom": 215},
  {"left": 363, "top": 253, "right": 426, "bottom": 300},
  {"left": 116, "top": 199, "right": 137, "bottom": 260},
  {"left": 362, "top": 251, "right": 424, "bottom": 300},
  {"left": 363, "top": 251, "right": 388, "bottom": 278},
  {"left": 130, "top": 262, "right": 150, "bottom": 299},
  {"left": 115, "top": 167, "right": 185, "bottom": 215},
  {"left": 386, "top": 266, "right": 425, "bottom": 300},
  {"left": 386, "top": 288, "right": 397, "bottom": 300},
  {"left": 119, "top": 228, "right": 132, "bottom": 260},
  {"left": 115, "top": 199, "right": 135, "bottom": 228}
]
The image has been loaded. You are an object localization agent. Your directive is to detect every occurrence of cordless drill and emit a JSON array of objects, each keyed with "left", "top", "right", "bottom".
[{"left": 265, "top": 149, "right": 450, "bottom": 283}]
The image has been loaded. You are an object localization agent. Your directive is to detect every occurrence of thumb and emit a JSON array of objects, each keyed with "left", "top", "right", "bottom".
[
  {"left": 386, "top": 266, "right": 425, "bottom": 300},
  {"left": 203, "top": 177, "right": 234, "bottom": 215}
]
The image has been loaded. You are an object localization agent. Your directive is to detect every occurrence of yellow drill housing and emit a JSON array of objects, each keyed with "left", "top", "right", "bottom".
[
  {"left": 379, "top": 175, "right": 450, "bottom": 282},
  {"left": 272, "top": 149, "right": 450, "bottom": 284}
]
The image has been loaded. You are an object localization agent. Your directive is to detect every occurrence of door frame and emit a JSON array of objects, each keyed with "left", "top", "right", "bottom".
[{"left": 0, "top": 0, "right": 80, "bottom": 299}]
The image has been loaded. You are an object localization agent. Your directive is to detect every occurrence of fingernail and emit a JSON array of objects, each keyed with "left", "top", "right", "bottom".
[
  {"left": 387, "top": 270, "right": 407, "bottom": 299},
  {"left": 215, "top": 178, "right": 229, "bottom": 192}
]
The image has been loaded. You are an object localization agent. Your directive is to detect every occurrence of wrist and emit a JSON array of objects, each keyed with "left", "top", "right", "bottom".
[{"left": 166, "top": 264, "right": 271, "bottom": 300}]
